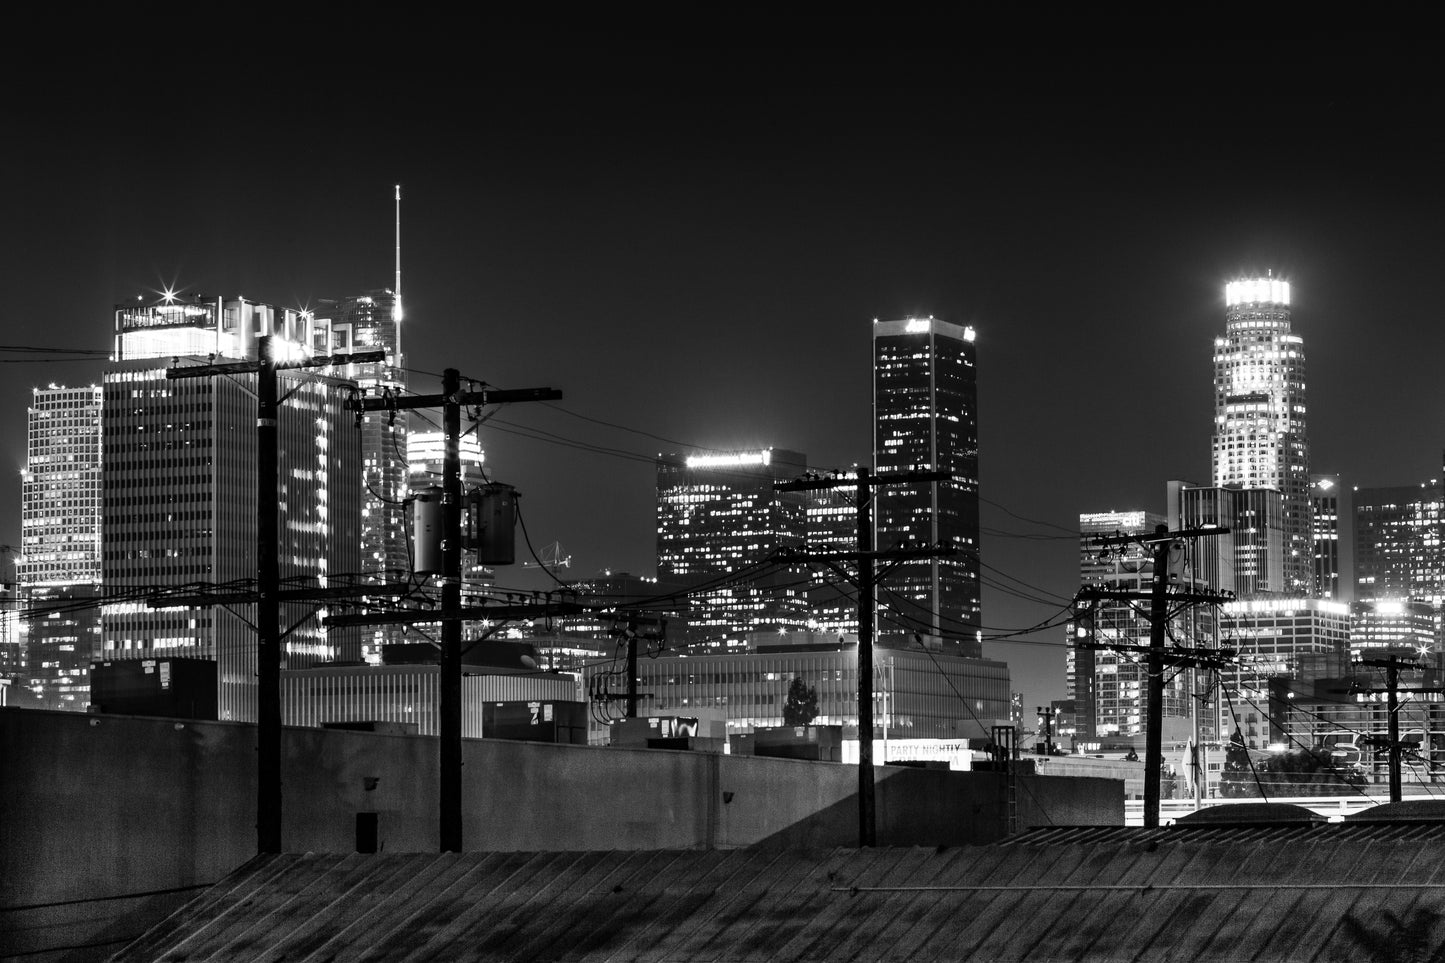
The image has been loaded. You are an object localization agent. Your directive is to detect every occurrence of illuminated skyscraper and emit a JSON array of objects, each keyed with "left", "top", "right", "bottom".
[
  {"left": 804, "top": 469, "right": 860, "bottom": 637},
  {"left": 656, "top": 449, "right": 809, "bottom": 646},
  {"left": 18, "top": 385, "right": 103, "bottom": 709},
  {"left": 1311, "top": 473, "right": 1341, "bottom": 600},
  {"left": 1217, "top": 598, "right": 1349, "bottom": 751},
  {"left": 1211, "top": 276, "right": 1312, "bottom": 594},
  {"left": 1353, "top": 478, "right": 1445, "bottom": 605},
  {"left": 102, "top": 296, "right": 362, "bottom": 720},
  {"left": 872, "top": 317, "right": 980, "bottom": 652},
  {"left": 314, "top": 289, "right": 408, "bottom": 659},
  {"left": 1069, "top": 510, "right": 1219, "bottom": 745}
]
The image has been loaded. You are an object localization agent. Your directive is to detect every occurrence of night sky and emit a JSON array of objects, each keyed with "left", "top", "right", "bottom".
[{"left": 6, "top": 33, "right": 1444, "bottom": 712}]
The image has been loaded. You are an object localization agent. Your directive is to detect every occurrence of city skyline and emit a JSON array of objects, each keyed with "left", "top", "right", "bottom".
[{"left": 7, "top": 54, "right": 1445, "bottom": 713}]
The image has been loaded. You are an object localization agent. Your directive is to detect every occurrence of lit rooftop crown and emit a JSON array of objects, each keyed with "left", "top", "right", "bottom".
[
  {"left": 1225, "top": 277, "right": 1290, "bottom": 307},
  {"left": 686, "top": 451, "right": 771, "bottom": 469}
]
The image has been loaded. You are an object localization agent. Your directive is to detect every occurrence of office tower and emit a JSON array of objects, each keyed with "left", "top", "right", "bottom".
[
  {"left": 1071, "top": 511, "right": 1195, "bottom": 742},
  {"left": 1211, "top": 276, "right": 1312, "bottom": 594},
  {"left": 1311, "top": 474, "right": 1342, "bottom": 599},
  {"left": 17, "top": 385, "right": 103, "bottom": 709},
  {"left": 1169, "top": 480, "right": 1286, "bottom": 596},
  {"left": 102, "top": 296, "right": 362, "bottom": 720},
  {"left": 1216, "top": 598, "right": 1350, "bottom": 750},
  {"left": 1350, "top": 599, "right": 1438, "bottom": 662},
  {"left": 1353, "top": 479, "right": 1445, "bottom": 605},
  {"left": 656, "top": 449, "right": 809, "bottom": 647},
  {"left": 872, "top": 317, "right": 980, "bottom": 652},
  {"left": 312, "top": 289, "right": 409, "bottom": 660}
]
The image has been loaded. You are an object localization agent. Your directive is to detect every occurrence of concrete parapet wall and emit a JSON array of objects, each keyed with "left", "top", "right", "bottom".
[{"left": 1, "top": 708, "right": 1120, "bottom": 958}]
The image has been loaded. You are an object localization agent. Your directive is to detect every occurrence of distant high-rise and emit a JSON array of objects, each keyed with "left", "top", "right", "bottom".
[
  {"left": 18, "top": 385, "right": 103, "bottom": 709},
  {"left": 1310, "top": 474, "right": 1342, "bottom": 600},
  {"left": 313, "top": 289, "right": 409, "bottom": 661},
  {"left": 1069, "top": 511, "right": 1211, "bottom": 743},
  {"left": 102, "top": 296, "right": 362, "bottom": 720},
  {"left": 1169, "top": 480, "right": 1286, "bottom": 597},
  {"left": 804, "top": 470, "right": 860, "bottom": 637},
  {"left": 656, "top": 449, "right": 809, "bottom": 646},
  {"left": 1217, "top": 597, "right": 1350, "bottom": 750},
  {"left": 1211, "top": 276, "right": 1312, "bottom": 593},
  {"left": 1350, "top": 599, "right": 1437, "bottom": 662},
  {"left": 1353, "top": 477, "right": 1445, "bottom": 605},
  {"left": 872, "top": 317, "right": 980, "bottom": 651}
]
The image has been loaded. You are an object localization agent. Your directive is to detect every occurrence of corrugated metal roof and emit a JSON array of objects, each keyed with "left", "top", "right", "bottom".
[{"left": 114, "top": 832, "right": 1445, "bottom": 962}]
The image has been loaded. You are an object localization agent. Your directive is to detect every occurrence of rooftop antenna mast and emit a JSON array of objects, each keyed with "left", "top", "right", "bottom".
[{"left": 394, "top": 184, "right": 403, "bottom": 360}]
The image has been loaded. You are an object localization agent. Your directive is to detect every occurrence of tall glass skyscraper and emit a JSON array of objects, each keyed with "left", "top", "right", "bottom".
[
  {"left": 313, "top": 290, "right": 409, "bottom": 660},
  {"left": 872, "top": 317, "right": 980, "bottom": 651},
  {"left": 1211, "top": 276, "right": 1312, "bottom": 594}
]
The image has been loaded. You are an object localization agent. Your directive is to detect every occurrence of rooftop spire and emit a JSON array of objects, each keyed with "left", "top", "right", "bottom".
[{"left": 393, "top": 185, "right": 403, "bottom": 333}]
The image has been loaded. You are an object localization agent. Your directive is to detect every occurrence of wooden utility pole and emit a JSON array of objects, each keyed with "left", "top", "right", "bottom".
[
  {"left": 776, "top": 467, "right": 953, "bottom": 847},
  {"left": 1354, "top": 655, "right": 1438, "bottom": 803},
  {"left": 1081, "top": 524, "right": 1233, "bottom": 828},
  {"left": 339, "top": 370, "right": 560, "bottom": 852},
  {"left": 167, "top": 339, "right": 386, "bottom": 854}
]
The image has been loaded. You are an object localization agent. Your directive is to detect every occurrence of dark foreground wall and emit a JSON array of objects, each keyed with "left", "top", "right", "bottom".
[{"left": 0, "top": 708, "right": 1120, "bottom": 960}]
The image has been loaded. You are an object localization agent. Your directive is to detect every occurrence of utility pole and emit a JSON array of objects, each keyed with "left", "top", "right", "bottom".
[
  {"left": 338, "top": 370, "right": 560, "bottom": 852},
  {"left": 1079, "top": 524, "right": 1233, "bottom": 828},
  {"left": 584, "top": 615, "right": 666, "bottom": 721},
  {"left": 1353, "top": 654, "right": 1441, "bottom": 803},
  {"left": 776, "top": 467, "right": 953, "bottom": 847},
  {"left": 167, "top": 338, "right": 385, "bottom": 854}
]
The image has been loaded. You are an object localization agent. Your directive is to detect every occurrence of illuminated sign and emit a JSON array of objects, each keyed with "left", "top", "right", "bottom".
[
  {"left": 905, "top": 318, "right": 931, "bottom": 333},
  {"left": 1225, "top": 278, "right": 1290, "bottom": 307},
  {"left": 686, "top": 451, "right": 771, "bottom": 469}
]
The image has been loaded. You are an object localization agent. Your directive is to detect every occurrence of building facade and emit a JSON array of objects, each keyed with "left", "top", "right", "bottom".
[
  {"left": 1216, "top": 597, "right": 1350, "bottom": 751},
  {"left": 18, "top": 385, "right": 104, "bottom": 709},
  {"left": 804, "top": 472, "right": 860, "bottom": 637},
  {"left": 1349, "top": 598, "right": 1438, "bottom": 663},
  {"left": 872, "top": 317, "right": 980, "bottom": 651},
  {"left": 581, "top": 641, "right": 1010, "bottom": 744},
  {"left": 281, "top": 663, "right": 579, "bottom": 737},
  {"left": 1211, "top": 276, "right": 1312, "bottom": 594},
  {"left": 102, "top": 296, "right": 362, "bottom": 721},
  {"left": 1169, "top": 481, "right": 1286, "bottom": 597},
  {"left": 1069, "top": 511, "right": 1215, "bottom": 743},
  {"left": 314, "top": 290, "right": 410, "bottom": 659},
  {"left": 656, "top": 449, "right": 809, "bottom": 647},
  {"left": 1311, "top": 474, "right": 1342, "bottom": 600},
  {"left": 1353, "top": 479, "right": 1445, "bottom": 606}
]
